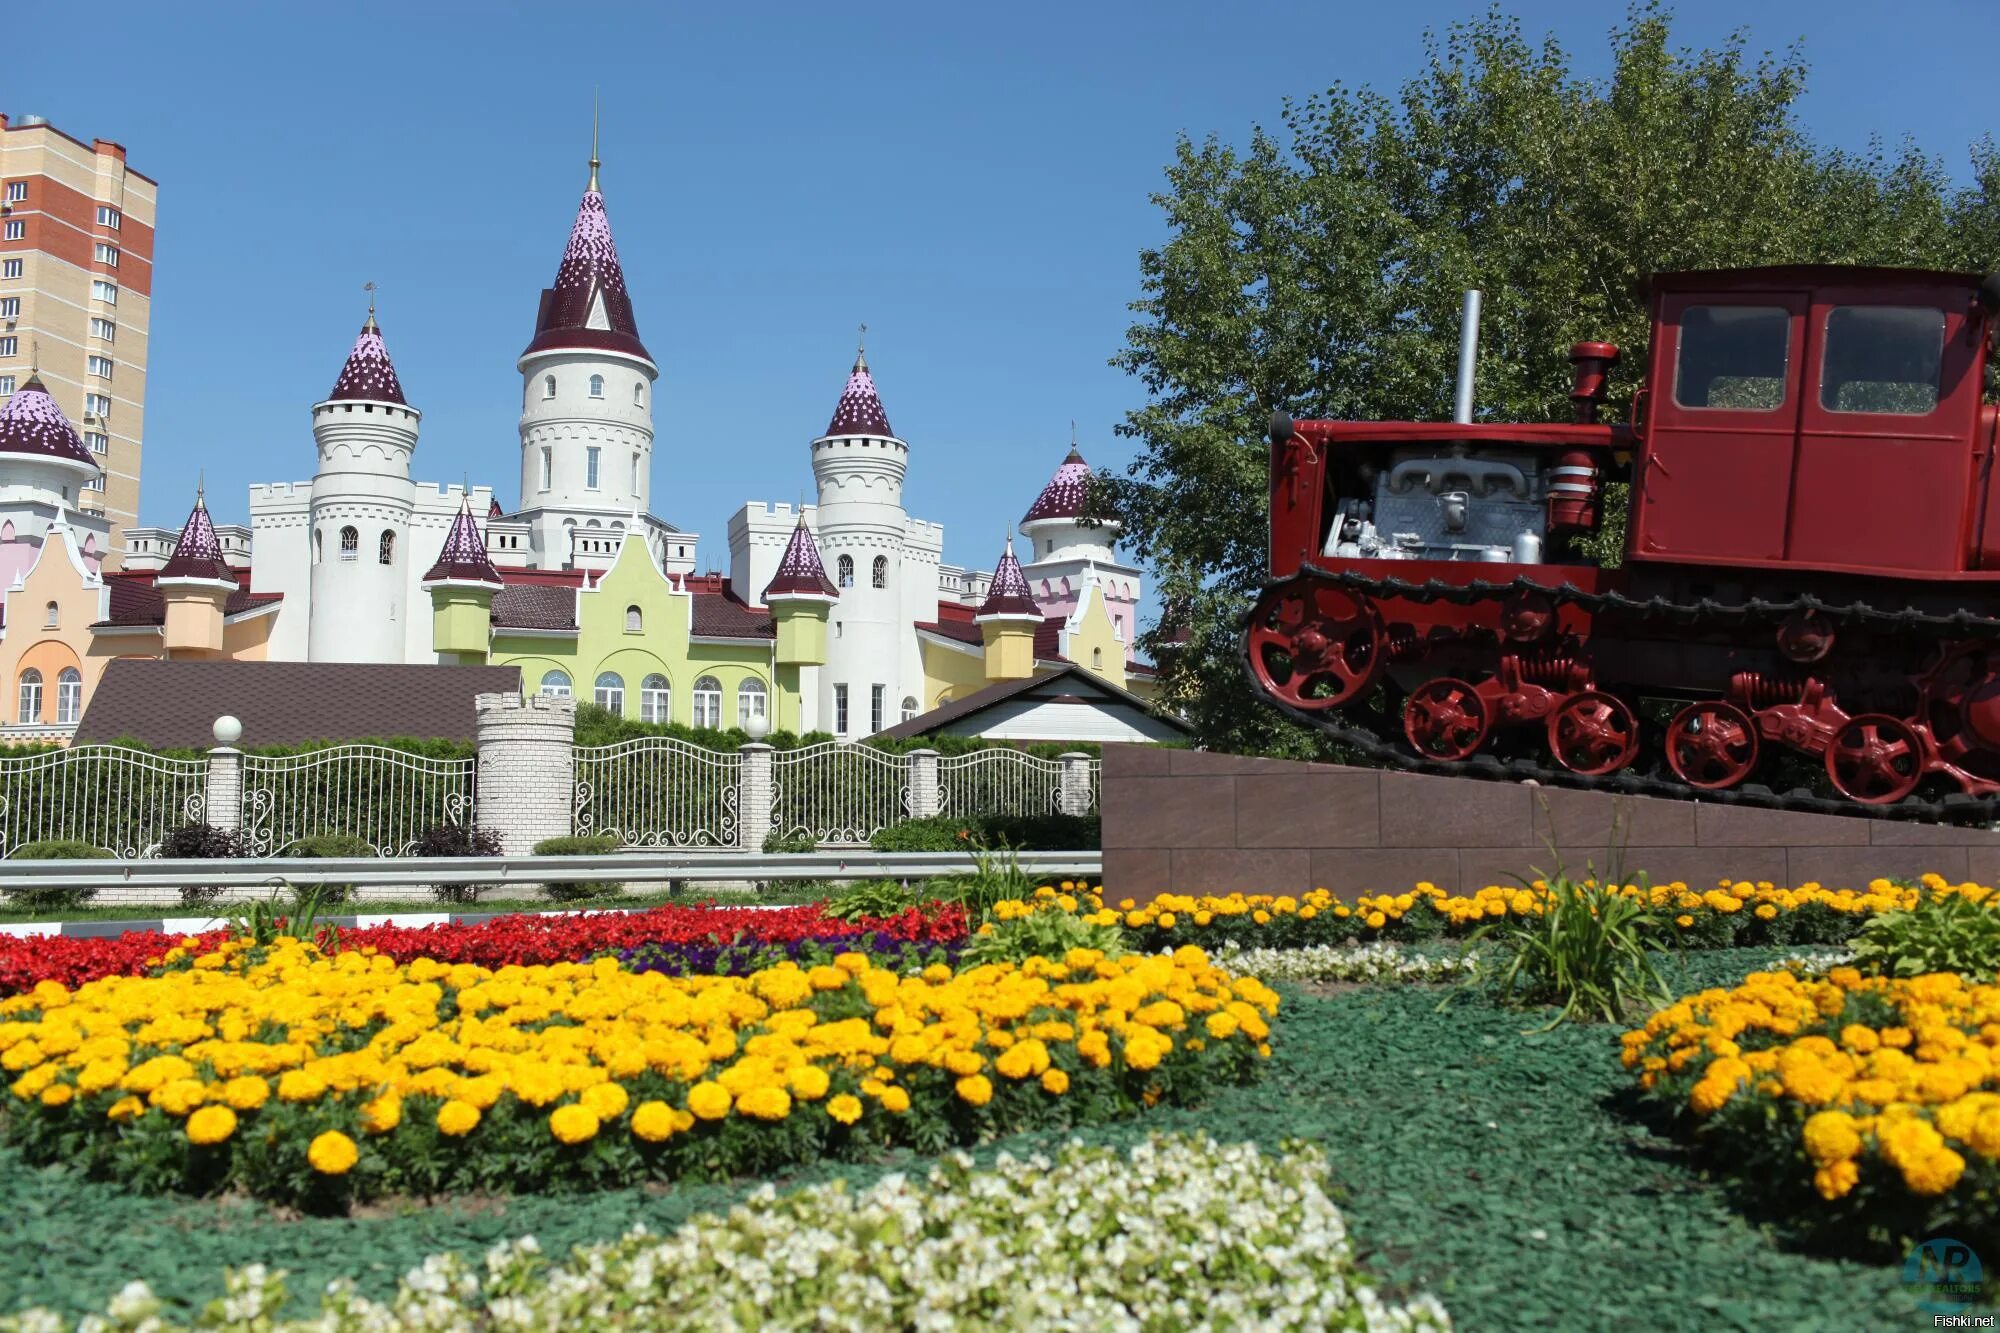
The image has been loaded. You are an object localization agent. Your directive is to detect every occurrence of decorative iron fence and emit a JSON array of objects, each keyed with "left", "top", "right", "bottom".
[
  {"left": 573, "top": 738, "right": 742, "bottom": 847},
  {"left": 0, "top": 746, "right": 208, "bottom": 857},
  {"left": 937, "top": 749, "right": 1064, "bottom": 817},
  {"left": 241, "top": 746, "right": 476, "bottom": 856},
  {"left": 771, "top": 741, "right": 910, "bottom": 845}
]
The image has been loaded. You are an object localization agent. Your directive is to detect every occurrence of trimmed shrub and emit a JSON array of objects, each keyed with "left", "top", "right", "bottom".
[
  {"left": 869, "top": 813, "right": 1099, "bottom": 852},
  {"left": 283, "top": 834, "right": 375, "bottom": 907},
  {"left": 1, "top": 839, "right": 111, "bottom": 913},
  {"left": 414, "top": 823, "right": 502, "bottom": 905},
  {"left": 532, "top": 834, "right": 623, "bottom": 901},
  {"left": 158, "top": 822, "right": 250, "bottom": 910}
]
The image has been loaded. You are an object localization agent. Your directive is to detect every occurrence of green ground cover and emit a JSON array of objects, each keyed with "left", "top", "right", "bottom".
[{"left": 0, "top": 948, "right": 1938, "bottom": 1330}]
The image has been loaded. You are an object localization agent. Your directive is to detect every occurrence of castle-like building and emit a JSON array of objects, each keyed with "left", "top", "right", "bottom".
[{"left": 0, "top": 150, "right": 1152, "bottom": 742}]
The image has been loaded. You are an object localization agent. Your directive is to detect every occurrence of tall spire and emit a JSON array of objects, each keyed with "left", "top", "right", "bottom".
[
  {"left": 522, "top": 165, "right": 650, "bottom": 363},
  {"left": 158, "top": 484, "right": 238, "bottom": 586},
  {"left": 588, "top": 90, "right": 601, "bottom": 193},
  {"left": 328, "top": 304, "right": 407, "bottom": 405},
  {"left": 423, "top": 492, "right": 505, "bottom": 588},
  {"left": 976, "top": 536, "right": 1042, "bottom": 620},
  {"left": 823, "top": 336, "right": 894, "bottom": 438}
]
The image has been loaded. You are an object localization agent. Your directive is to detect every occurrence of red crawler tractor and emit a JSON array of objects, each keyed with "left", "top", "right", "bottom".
[{"left": 1247, "top": 265, "right": 2000, "bottom": 820}]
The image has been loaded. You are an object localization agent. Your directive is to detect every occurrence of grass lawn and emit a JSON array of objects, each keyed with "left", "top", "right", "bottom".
[{"left": 0, "top": 949, "right": 1934, "bottom": 1329}]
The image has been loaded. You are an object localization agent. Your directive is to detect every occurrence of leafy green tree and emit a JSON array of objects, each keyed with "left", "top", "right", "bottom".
[{"left": 1102, "top": 2, "right": 2000, "bottom": 754}]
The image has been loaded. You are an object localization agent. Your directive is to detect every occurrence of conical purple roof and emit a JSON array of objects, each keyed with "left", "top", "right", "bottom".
[
  {"left": 522, "top": 189, "right": 651, "bottom": 363},
  {"left": 0, "top": 375, "right": 96, "bottom": 467},
  {"left": 158, "top": 493, "right": 238, "bottom": 585},
  {"left": 1023, "top": 444, "right": 1093, "bottom": 523},
  {"left": 328, "top": 317, "right": 407, "bottom": 404},
  {"left": 976, "top": 538, "right": 1042, "bottom": 619},
  {"left": 823, "top": 349, "right": 894, "bottom": 438},
  {"left": 763, "top": 515, "right": 838, "bottom": 600},
  {"left": 423, "top": 498, "right": 504, "bottom": 587}
]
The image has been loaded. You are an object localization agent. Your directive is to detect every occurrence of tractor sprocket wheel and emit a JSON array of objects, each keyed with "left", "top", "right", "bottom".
[
  {"left": 1403, "top": 677, "right": 1491, "bottom": 761},
  {"left": 1664, "top": 700, "right": 1759, "bottom": 790},
  {"left": 1547, "top": 690, "right": 1640, "bottom": 776},
  {"left": 1246, "top": 579, "right": 1384, "bottom": 711},
  {"left": 1825, "top": 713, "right": 1923, "bottom": 805}
]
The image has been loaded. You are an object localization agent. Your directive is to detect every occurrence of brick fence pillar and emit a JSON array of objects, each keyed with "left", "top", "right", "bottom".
[
  {"left": 907, "top": 749, "right": 940, "bottom": 819},
  {"left": 738, "top": 742, "right": 774, "bottom": 851},
  {"left": 1058, "top": 752, "right": 1095, "bottom": 816},
  {"left": 474, "top": 692, "right": 576, "bottom": 855},
  {"left": 204, "top": 747, "right": 243, "bottom": 833}
]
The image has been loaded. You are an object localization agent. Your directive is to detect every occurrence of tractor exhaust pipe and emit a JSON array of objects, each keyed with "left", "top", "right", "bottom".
[{"left": 1452, "top": 289, "right": 1483, "bottom": 425}]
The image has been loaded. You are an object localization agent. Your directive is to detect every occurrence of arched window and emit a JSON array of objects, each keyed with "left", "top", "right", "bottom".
[
  {"left": 543, "top": 375, "right": 556, "bottom": 399},
  {"left": 625, "top": 605, "right": 642, "bottom": 633},
  {"left": 901, "top": 695, "right": 918, "bottom": 723},
  {"left": 871, "top": 555, "right": 887, "bottom": 589},
  {"left": 43, "top": 601, "right": 58, "bottom": 629},
  {"left": 539, "top": 669, "right": 571, "bottom": 697},
  {"left": 837, "top": 555, "right": 853, "bottom": 588},
  {"left": 633, "top": 382, "right": 644, "bottom": 406},
  {"left": 736, "top": 677, "right": 767, "bottom": 728},
  {"left": 640, "top": 674, "right": 670, "bottom": 723},
  {"left": 588, "top": 374, "right": 604, "bottom": 398},
  {"left": 594, "top": 671, "right": 624, "bottom": 713},
  {"left": 378, "top": 530, "right": 395, "bottom": 565},
  {"left": 339, "top": 526, "right": 358, "bottom": 561},
  {"left": 692, "top": 675, "right": 722, "bottom": 729},
  {"left": 55, "top": 668, "right": 82, "bottom": 725},
  {"left": 1092, "top": 647, "right": 1104, "bottom": 670},
  {"left": 16, "top": 668, "right": 42, "bottom": 724}
]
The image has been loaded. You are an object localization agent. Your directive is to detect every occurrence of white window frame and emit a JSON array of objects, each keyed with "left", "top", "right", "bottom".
[
  {"left": 837, "top": 555, "right": 853, "bottom": 588},
  {"left": 55, "top": 668, "right": 82, "bottom": 725},
  {"left": 539, "top": 446, "right": 552, "bottom": 491},
  {"left": 43, "top": 601, "right": 59, "bottom": 629},
  {"left": 0, "top": 337, "right": 14, "bottom": 357},
  {"left": 640, "top": 674, "right": 670, "bottom": 723},
  {"left": 737, "top": 678, "right": 767, "bottom": 728},
  {"left": 85, "top": 431, "right": 108, "bottom": 454},
  {"left": 90, "top": 279, "right": 117, "bottom": 304},
  {"left": 625, "top": 605, "right": 642, "bottom": 633},
  {"left": 901, "top": 695, "right": 918, "bottom": 723},
  {"left": 2, "top": 261, "right": 22, "bottom": 280},
  {"left": 588, "top": 374, "right": 604, "bottom": 398},
  {"left": 338, "top": 525, "right": 358, "bottom": 561},
  {"left": 586, "top": 446, "right": 601, "bottom": 490},
  {"left": 834, "top": 683, "right": 849, "bottom": 735},
  {"left": 594, "top": 672, "right": 625, "bottom": 714},
  {"left": 0, "top": 376, "right": 15, "bottom": 395},
  {"left": 872, "top": 555, "right": 887, "bottom": 588},
  {"left": 83, "top": 474, "right": 105, "bottom": 492},
  {"left": 870, "top": 684, "right": 884, "bottom": 734},
  {"left": 539, "top": 670, "right": 572, "bottom": 698},
  {"left": 17, "top": 669, "right": 42, "bottom": 725},
  {"left": 692, "top": 675, "right": 722, "bottom": 729},
  {"left": 93, "top": 243, "right": 119, "bottom": 267},
  {"left": 2, "top": 221, "right": 22, "bottom": 241},
  {"left": 4, "top": 183, "right": 26, "bottom": 204},
  {"left": 85, "top": 393, "right": 113, "bottom": 417},
  {"left": 89, "top": 317, "right": 115, "bottom": 343},
  {"left": 88, "top": 355, "right": 114, "bottom": 380},
  {"left": 0, "top": 298, "right": 18, "bottom": 318},
  {"left": 96, "top": 205, "right": 121, "bottom": 229}
]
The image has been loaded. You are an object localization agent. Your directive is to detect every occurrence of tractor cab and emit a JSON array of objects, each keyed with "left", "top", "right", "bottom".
[{"left": 1631, "top": 266, "right": 2000, "bottom": 578}]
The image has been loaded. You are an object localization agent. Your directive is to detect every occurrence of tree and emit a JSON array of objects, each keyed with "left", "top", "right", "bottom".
[{"left": 1103, "top": 2, "right": 2000, "bottom": 755}]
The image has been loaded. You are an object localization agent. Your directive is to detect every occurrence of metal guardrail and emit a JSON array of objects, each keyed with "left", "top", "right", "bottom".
[{"left": 0, "top": 849, "right": 1104, "bottom": 892}]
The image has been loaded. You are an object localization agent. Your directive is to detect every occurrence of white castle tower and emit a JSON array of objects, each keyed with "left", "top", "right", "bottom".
[
  {"left": 510, "top": 133, "right": 669, "bottom": 571},
  {"left": 1018, "top": 431, "right": 1144, "bottom": 659},
  {"left": 811, "top": 335, "right": 910, "bottom": 736},
  {"left": 306, "top": 306, "right": 420, "bottom": 662}
]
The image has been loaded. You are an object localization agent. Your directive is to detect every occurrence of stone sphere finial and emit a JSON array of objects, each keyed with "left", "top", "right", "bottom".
[{"left": 212, "top": 715, "right": 243, "bottom": 747}]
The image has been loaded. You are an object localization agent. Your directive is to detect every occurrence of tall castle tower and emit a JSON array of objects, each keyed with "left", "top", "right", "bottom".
[
  {"left": 810, "top": 336, "right": 909, "bottom": 736},
  {"left": 514, "top": 130, "right": 658, "bottom": 567},
  {"left": 306, "top": 308, "right": 419, "bottom": 662}
]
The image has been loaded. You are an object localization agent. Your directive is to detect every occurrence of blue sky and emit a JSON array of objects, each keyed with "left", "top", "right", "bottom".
[{"left": 12, "top": 0, "right": 1997, "bottom": 592}]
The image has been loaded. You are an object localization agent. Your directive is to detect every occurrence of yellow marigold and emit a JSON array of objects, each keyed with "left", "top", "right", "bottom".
[
  {"left": 307, "top": 1131, "right": 358, "bottom": 1176},
  {"left": 630, "top": 1100, "right": 676, "bottom": 1143},
  {"left": 1969, "top": 1109, "right": 2000, "bottom": 1159},
  {"left": 1675, "top": 915, "right": 1695, "bottom": 929},
  {"left": 220, "top": 1077, "right": 269, "bottom": 1112},
  {"left": 1881, "top": 1027, "right": 1914, "bottom": 1049},
  {"left": 994, "top": 1039, "right": 1051, "bottom": 1080},
  {"left": 1840, "top": 1025, "right": 1881, "bottom": 1054},
  {"left": 878, "top": 1085, "right": 911, "bottom": 1114},
  {"left": 1041, "top": 1068, "right": 1070, "bottom": 1095},
  {"left": 944, "top": 1049, "right": 985, "bottom": 1077},
  {"left": 185, "top": 1105, "right": 237, "bottom": 1146},
  {"left": 1754, "top": 903, "right": 1778, "bottom": 920},
  {"left": 1206, "top": 1011, "right": 1240, "bottom": 1040},
  {"left": 359, "top": 1092, "right": 402, "bottom": 1135},
  {"left": 39, "top": 1083, "right": 73, "bottom": 1108},
  {"left": 549, "top": 1103, "right": 600, "bottom": 1145},
  {"left": 436, "top": 1099, "right": 481, "bottom": 1137},
  {"left": 75, "top": 1059, "right": 125, "bottom": 1095},
  {"left": 826, "top": 1093, "right": 864, "bottom": 1125},
  {"left": 788, "top": 1064, "right": 831, "bottom": 1101},
  {"left": 1802, "top": 1110, "right": 1863, "bottom": 1165},
  {"left": 688, "top": 1081, "right": 732, "bottom": 1121},
  {"left": 1902, "top": 1147, "right": 1966, "bottom": 1196},
  {"left": 1124, "top": 1032, "right": 1168, "bottom": 1072},
  {"left": 955, "top": 1074, "right": 993, "bottom": 1107},
  {"left": 738, "top": 1086, "right": 793, "bottom": 1121},
  {"left": 1364, "top": 911, "right": 1387, "bottom": 929},
  {"left": 277, "top": 1070, "right": 327, "bottom": 1104},
  {"left": 1813, "top": 1159, "right": 1860, "bottom": 1200},
  {"left": 107, "top": 1095, "right": 144, "bottom": 1123}
]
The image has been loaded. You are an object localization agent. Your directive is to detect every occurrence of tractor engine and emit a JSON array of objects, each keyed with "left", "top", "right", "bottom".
[{"left": 1325, "top": 445, "right": 1551, "bottom": 565}]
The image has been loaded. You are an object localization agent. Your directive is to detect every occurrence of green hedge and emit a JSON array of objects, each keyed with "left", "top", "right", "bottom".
[
  {"left": 0, "top": 839, "right": 112, "bottom": 913},
  {"left": 868, "top": 813, "right": 1100, "bottom": 852},
  {"left": 532, "top": 833, "right": 623, "bottom": 901},
  {"left": 571, "top": 704, "right": 1098, "bottom": 761}
]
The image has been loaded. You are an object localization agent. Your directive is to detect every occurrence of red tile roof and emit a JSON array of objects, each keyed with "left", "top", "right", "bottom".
[
  {"left": 822, "top": 348, "right": 894, "bottom": 438},
  {"left": 522, "top": 189, "right": 651, "bottom": 364},
  {"left": 327, "top": 316, "right": 407, "bottom": 404},
  {"left": 93, "top": 572, "right": 277, "bottom": 628},
  {"left": 763, "top": 516, "right": 837, "bottom": 600},
  {"left": 0, "top": 374, "right": 96, "bottom": 467},
  {"left": 691, "top": 587, "right": 775, "bottom": 639},
  {"left": 157, "top": 496, "right": 238, "bottom": 585},
  {"left": 491, "top": 583, "right": 577, "bottom": 631}
]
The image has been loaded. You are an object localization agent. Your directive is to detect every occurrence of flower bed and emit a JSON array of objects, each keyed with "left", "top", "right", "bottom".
[
  {"left": 1006, "top": 876, "right": 1969, "bottom": 952},
  {"left": 1, "top": 939, "right": 1275, "bottom": 1208},
  {"left": 1622, "top": 964, "right": 2000, "bottom": 1246},
  {"left": 0, "top": 930, "right": 224, "bottom": 999},
  {"left": 8, "top": 1134, "right": 1449, "bottom": 1330},
  {"left": 620, "top": 933, "right": 962, "bottom": 978},
  {"left": 1210, "top": 940, "right": 1479, "bottom": 985}
]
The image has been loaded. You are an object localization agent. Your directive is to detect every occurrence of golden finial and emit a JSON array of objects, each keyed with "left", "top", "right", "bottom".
[
  {"left": 363, "top": 281, "right": 378, "bottom": 332},
  {"left": 589, "top": 89, "right": 601, "bottom": 192}
]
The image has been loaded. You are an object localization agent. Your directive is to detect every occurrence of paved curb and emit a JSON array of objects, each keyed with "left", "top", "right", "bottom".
[{"left": 0, "top": 905, "right": 788, "bottom": 940}]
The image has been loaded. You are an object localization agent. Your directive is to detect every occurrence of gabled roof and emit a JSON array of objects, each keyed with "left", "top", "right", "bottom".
[
  {"left": 0, "top": 374, "right": 96, "bottom": 467},
  {"left": 327, "top": 315, "right": 407, "bottom": 405},
  {"left": 763, "top": 515, "right": 837, "bottom": 600},
  {"left": 975, "top": 538, "right": 1042, "bottom": 620},
  {"left": 73, "top": 660, "right": 523, "bottom": 748},
  {"left": 870, "top": 663, "right": 1191, "bottom": 741},
  {"left": 156, "top": 493, "right": 238, "bottom": 586},
  {"left": 423, "top": 497, "right": 504, "bottom": 588},
  {"left": 1022, "top": 443, "right": 1094, "bottom": 524},
  {"left": 522, "top": 188, "right": 651, "bottom": 363},
  {"left": 822, "top": 347, "right": 894, "bottom": 438},
  {"left": 93, "top": 572, "right": 279, "bottom": 628}
]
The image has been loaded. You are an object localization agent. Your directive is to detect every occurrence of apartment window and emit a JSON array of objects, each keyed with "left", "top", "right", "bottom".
[
  {"left": 870, "top": 684, "right": 884, "bottom": 734},
  {"left": 692, "top": 675, "right": 722, "bottom": 729},
  {"left": 96, "top": 205, "right": 120, "bottom": 229},
  {"left": 539, "top": 670, "right": 571, "bottom": 698},
  {"left": 737, "top": 678, "right": 767, "bottom": 728},
  {"left": 0, "top": 376, "right": 14, "bottom": 396},
  {"left": 83, "top": 474, "right": 104, "bottom": 492},
  {"left": 4, "top": 183, "right": 25, "bottom": 204},
  {"left": 338, "top": 525, "right": 358, "bottom": 561},
  {"left": 56, "top": 668, "right": 82, "bottom": 726},
  {"left": 378, "top": 529, "right": 395, "bottom": 564},
  {"left": 834, "top": 683, "right": 849, "bottom": 735},
  {"left": 0, "top": 299, "right": 17, "bottom": 319},
  {"left": 586, "top": 446, "right": 600, "bottom": 489},
  {"left": 837, "top": 554, "right": 853, "bottom": 588},
  {"left": 89, "top": 318, "right": 114, "bottom": 343},
  {"left": 0, "top": 338, "right": 14, "bottom": 357},
  {"left": 88, "top": 355, "right": 114, "bottom": 380},
  {"left": 90, "top": 280, "right": 117, "bottom": 304},
  {"left": 93, "top": 243, "right": 119, "bottom": 268},
  {"left": 588, "top": 374, "right": 604, "bottom": 398},
  {"left": 43, "top": 601, "right": 58, "bottom": 629},
  {"left": 2, "top": 222, "right": 21, "bottom": 241},
  {"left": 2, "top": 261, "right": 20, "bottom": 280},
  {"left": 594, "top": 672, "right": 625, "bottom": 714},
  {"left": 539, "top": 446, "right": 552, "bottom": 491},
  {"left": 625, "top": 605, "right": 642, "bottom": 633},
  {"left": 640, "top": 674, "right": 670, "bottom": 723},
  {"left": 16, "top": 669, "right": 41, "bottom": 725},
  {"left": 871, "top": 555, "right": 887, "bottom": 589},
  {"left": 85, "top": 393, "right": 112, "bottom": 417}
]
